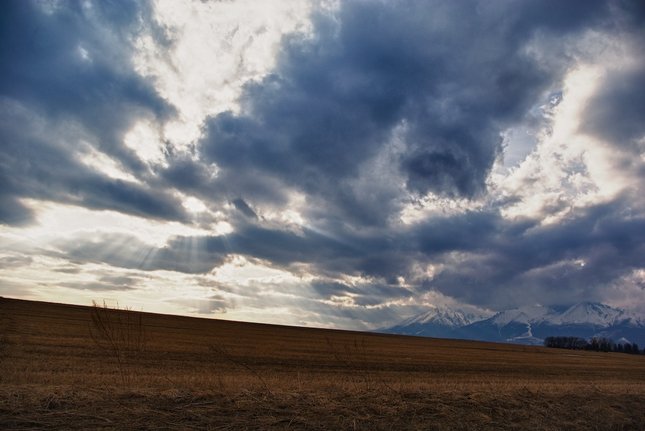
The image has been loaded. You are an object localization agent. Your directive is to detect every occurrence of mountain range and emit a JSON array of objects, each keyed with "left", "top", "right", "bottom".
[{"left": 383, "top": 302, "right": 645, "bottom": 346}]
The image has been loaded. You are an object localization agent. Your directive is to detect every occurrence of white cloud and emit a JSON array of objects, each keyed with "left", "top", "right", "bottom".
[
  {"left": 213, "top": 254, "right": 308, "bottom": 287},
  {"left": 123, "top": 119, "right": 167, "bottom": 166},
  {"left": 132, "top": 0, "right": 311, "bottom": 149},
  {"left": 0, "top": 199, "right": 212, "bottom": 248},
  {"left": 79, "top": 144, "right": 140, "bottom": 182},
  {"left": 181, "top": 195, "right": 208, "bottom": 214},
  {"left": 497, "top": 64, "right": 631, "bottom": 224},
  {"left": 605, "top": 269, "right": 645, "bottom": 314}
]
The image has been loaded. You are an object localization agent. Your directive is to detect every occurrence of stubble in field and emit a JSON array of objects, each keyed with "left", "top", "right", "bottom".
[{"left": 1, "top": 297, "right": 644, "bottom": 430}]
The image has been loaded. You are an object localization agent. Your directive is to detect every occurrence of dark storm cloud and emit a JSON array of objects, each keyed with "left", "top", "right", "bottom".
[
  {"left": 0, "top": 194, "right": 35, "bottom": 226},
  {"left": 56, "top": 210, "right": 494, "bottom": 294},
  {"left": 199, "top": 0, "right": 616, "bottom": 225},
  {"left": 232, "top": 198, "right": 258, "bottom": 219},
  {"left": 582, "top": 63, "right": 645, "bottom": 151},
  {"left": 192, "top": 0, "right": 644, "bottom": 314},
  {"left": 140, "top": 0, "right": 645, "bottom": 318},
  {"left": 424, "top": 195, "right": 645, "bottom": 308},
  {"left": 2, "top": 0, "right": 644, "bottom": 319},
  {"left": 56, "top": 191, "right": 645, "bottom": 312},
  {"left": 159, "top": 156, "right": 216, "bottom": 192},
  {"left": 577, "top": 2, "right": 645, "bottom": 178},
  {"left": 311, "top": 279, "right": 412, "bottom": 308},
  {"left": 0, "top": 102, "right": 187, "bottom": 221},
  {"left": 0, "top": 1, "right": 172, "bottom": 128},
  {"left": 0, "top": 0, "right": 184, "bottom": 225},
  {"left": 75, "top": 172, "right": 187, "bottom": 221},
  {"left": 414, "top": 211, "right": 502, "bottom": 255}
]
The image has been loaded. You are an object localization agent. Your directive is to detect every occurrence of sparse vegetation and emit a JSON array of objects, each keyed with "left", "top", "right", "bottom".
[
  {"left": 0, "top": 314, "right": 9, "bottom": 380},
  {"left": 1, "top": 297, "right": 645, "bottom": 430},
  {"left": 88, "top": 300, "right": 147, "bottom": 385}
]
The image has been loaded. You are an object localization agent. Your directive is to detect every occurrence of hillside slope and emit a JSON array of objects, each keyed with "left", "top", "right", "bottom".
[{"left": 2, "top": 297, "right": 645, "bottom": 430}]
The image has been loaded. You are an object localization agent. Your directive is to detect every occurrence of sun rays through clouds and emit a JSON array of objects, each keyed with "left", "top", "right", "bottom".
[{"left": 1, "top": 0, "right": 644, "bottom": 327}]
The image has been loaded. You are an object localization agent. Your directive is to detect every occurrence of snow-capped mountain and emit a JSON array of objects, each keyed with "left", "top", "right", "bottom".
[
  {"left": 384, "top": 302, "right": 645, "bottom": 346},
  {"left": 487, "top": 305, "right": 555, "bottom": 326},
  {"left": 397, "top": 305, "right": 490, "bottom": 328},
  {"left": 385, "top": 305, "right": 492, "bottom": 338},
  {"left": 483, "top": 302, "right": 643, "bottom": 329},
  {"left": 549, "top": 302, "right": 643, "bottom": 326}
]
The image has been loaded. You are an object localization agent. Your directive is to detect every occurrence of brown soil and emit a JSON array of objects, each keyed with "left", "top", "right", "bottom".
[{"left": 1, "top": 297, "right": 644, "bottom": 430}]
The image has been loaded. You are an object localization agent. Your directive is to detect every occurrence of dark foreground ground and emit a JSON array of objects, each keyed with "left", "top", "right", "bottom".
[{"left": 1, "top": 297, "right": 644, "bottom": 430}]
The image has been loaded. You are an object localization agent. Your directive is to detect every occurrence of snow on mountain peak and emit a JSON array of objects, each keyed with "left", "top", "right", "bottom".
[
  {"left": 386, "top": 301, "right": 645, "bottom": 345},
  {"left": 484, "top": 302, "right": 644, "bottom": 328},
  {"left": 400, "top": 305, "right": 491, "bottom": 328},
  {"left": 550, "top": 302, "right": 626, "bottom": 326},
  {"left": 490, "top": 305, "right": 554, "bottom": 327},
  {"left": 390, "top": 301, "right": 644, "bottom": 334}
]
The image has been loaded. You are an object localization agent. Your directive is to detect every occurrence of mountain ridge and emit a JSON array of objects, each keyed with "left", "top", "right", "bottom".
[{"left": 384, "top": 302, "right": 645, "bottom": 346}]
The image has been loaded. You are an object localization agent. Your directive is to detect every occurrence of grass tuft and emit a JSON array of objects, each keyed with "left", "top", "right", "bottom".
[{"left": 89, "top": 300, "right": 146, "bottom": 386}]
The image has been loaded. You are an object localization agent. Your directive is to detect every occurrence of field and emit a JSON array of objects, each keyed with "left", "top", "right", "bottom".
[{"left": 1, "top": 297, "right": 645, "bottom": 430}]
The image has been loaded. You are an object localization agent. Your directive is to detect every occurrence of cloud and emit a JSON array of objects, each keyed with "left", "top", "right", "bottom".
[
  {"left": 54, "top": 189, "right": 644, "bottom": 310},
  {"left": 1, "top": 0, "right": 644, "bottom": 325},
  {"left": 0, "top": 194, "right": 35, "bottom": 226},
  {"left": 59, "top": 275, "right": 139, "bottom": 292},
  {"left": 582, "top": 63, "right": 645, "bottom": 153},
  {"left": 424, "top": 195, "right": 645, "bottom": 308},
  {"left": 232, "top": 198, "right": 258, "bottom": 219},
  {"left": 57, "top": 1, "right": 641, "bottom": 306},
  {"left": 0, "top": 0, "right": 182, "bottom": 225},
  {"left": 0, "top": 254, "right": 33, "bottom": 269},
  {"left": 168, "top": 294, "right": 229, "bottom": 315},
  {"left": 58, "top": 222, "right": 362, "bottom": 275},
  {"left": 59, "top": 233, "right": 225, "bottom": 274},
  {"left": 197, "top": 0, "right": 619, "bottom": 228}
]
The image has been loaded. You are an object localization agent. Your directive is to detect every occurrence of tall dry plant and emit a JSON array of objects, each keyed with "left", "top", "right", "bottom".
[
  {"left": 89, "top": 300, "right": 146, "bottom": 386},
  {"left": 0, "top": 316, "right": 9, "bottom": 380}
]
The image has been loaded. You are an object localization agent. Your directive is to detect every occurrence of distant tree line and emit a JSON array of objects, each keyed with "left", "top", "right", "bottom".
[{"left": 544, "top": 336, "right": 642, "bottom": 354}]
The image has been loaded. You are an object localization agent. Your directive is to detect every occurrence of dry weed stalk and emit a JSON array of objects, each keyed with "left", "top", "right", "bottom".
[
  {"left": 89, "top": 300, "right": 146, "bottom": 385},
  {"left": 0, "top": 312, "right": 12, "bottom": 381},
  {"left": 0, "top": 333, "right": 6, "bottom": 378}
]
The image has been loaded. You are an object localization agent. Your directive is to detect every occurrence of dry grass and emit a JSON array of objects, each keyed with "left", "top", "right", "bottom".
[
  {"left": 1, "top": 297, "right": 644, "bottom": 430},
  {"left": 89, "top": 300, "right": 146, "bottom": 386}
]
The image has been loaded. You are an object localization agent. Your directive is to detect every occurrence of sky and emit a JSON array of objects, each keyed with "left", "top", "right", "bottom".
[{"left": 0, "top": 0, "right": 644, "bottom": 330}]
